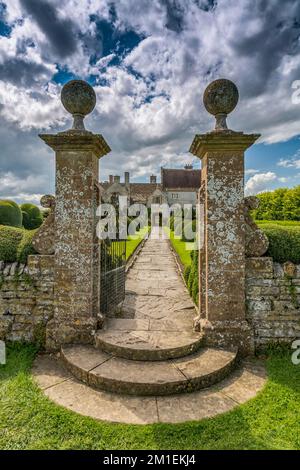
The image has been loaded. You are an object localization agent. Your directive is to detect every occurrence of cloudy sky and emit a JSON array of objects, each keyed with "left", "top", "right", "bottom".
[{"left": 0, "top": 0, "right": 300, "bottom": 204}]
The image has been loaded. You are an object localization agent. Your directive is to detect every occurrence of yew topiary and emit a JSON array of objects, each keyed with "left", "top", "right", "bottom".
[
  {"left": 20, "top": 203, "right": 43, "bottom": 230},
  {"left": 0, "top": 200, "right": 22, "bottom": 228},
  {"left": 0, "top": 225, "right": 36, "bottom": 263}
]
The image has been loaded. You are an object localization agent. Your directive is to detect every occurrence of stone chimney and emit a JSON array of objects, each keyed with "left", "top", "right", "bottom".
[
  {"left": 109, "top": 175, "right": 113, "bottom": 184},
  {"left": 124, "top": 172, "right": 130, "bottom": 185},
  {"left": 150, "top": 175, "right": 157, "bottom": 184},
  {"left": 114, "top": 175, "right": 120, "bottom": 183}
]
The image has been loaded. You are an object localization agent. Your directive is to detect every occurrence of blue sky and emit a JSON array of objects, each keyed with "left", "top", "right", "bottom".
[{"left": 0, "top": 0, "right": 300, "bottom": 203}]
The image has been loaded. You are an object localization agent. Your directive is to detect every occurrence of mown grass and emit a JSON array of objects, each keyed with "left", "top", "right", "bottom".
[
  {"left": 169, "top": 221, "right": 300, "bottom": 265},
  {"left": 169, "top": 230, "right": 192, "bottom": 268},
  {"left": 126, "top": 225, "right": 149, "bottom": 260},
  {"left": 0, "top": 344, "right": 299, "bottom": 450},
  {"left": 256, "top": 220, "right": 300, "bottom": 226}
]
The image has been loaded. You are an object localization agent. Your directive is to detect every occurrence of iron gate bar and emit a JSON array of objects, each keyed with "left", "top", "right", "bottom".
[{"left": 100, "top": 236, "right": 126, "bottom": 315}]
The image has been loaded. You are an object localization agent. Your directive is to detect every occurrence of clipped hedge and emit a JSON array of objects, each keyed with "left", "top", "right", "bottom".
[
  {"left": 17, "top": 229, "right": 37, "bottom": 264},
  {"left": 0, "top": 225, "right": 37, "bottom": 264},
  {"left": 261, "top": 224, "right": 300, "bottom": 264},
  {"left": 20, "top": 203, "right": 43, "bottom": 230},
  {"left": 0, "top": 200, "right": 23, "bottom": 228},
  {"left": 185, "top": 250, "right": 199, "bottom": 305},
  {"left": 183, "top": 265, "right": 191, "bottom": 284}
]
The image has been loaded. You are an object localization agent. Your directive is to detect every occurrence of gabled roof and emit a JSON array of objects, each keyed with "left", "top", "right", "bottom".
[
  {"left": 99, "top": 182, "right": 163, "bottom": 203},
  {"left": 130, "top": 183, "right": 162, "bottom": 203},
  {"left": 161, "top": 168, "right": 201, "bottom": 189}
]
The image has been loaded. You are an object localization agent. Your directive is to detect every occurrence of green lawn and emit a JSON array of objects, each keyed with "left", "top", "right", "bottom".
[
  {"left": 169, "top": 221, "right": 300, "bottom": 267},
  {"left": 0, "top": 344, "right": 299, "bottom": 450},
  {"left": 126, "top": 225, "right": 149, "bottom": 260},
  {"left": 256, "top": 220, "right": 300, "bottom": 226},
  {"left": 169, "top": 230, "right": 192, "bottom": 268}
]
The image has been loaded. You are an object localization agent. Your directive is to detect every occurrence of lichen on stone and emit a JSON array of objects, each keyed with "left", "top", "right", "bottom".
[
  {"left": 244, "top": 196, "right": 269, "bottom": 257},
  {"left": 32, "top": 195, "right": 55, "bottom": 255}
]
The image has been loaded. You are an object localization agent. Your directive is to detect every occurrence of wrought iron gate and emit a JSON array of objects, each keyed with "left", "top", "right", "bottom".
[{"left": 100, "top": 237, "right": 126, "bottom": 314}]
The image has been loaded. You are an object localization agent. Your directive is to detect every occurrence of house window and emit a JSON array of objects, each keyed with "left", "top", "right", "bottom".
[{"left": 171, "top": 193, "right": 179, "bottom": 199}]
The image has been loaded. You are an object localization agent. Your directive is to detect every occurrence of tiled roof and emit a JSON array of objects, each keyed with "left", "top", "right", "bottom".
[
  {"left": 99, "top": 182, "right": 162, "bottom": 203},
  {"left": 130, "top": 183, "right": 162, "bottom": 203},
  {"left": 161, "top": 168, "right": 201, "bottom": 189}
]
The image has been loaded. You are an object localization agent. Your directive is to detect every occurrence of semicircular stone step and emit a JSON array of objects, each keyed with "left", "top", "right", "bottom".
[
  {"left": 95, "top": 319, "right": 204, "bottom": 361},
  {"left": 61, "top": 345, "right": 238, "bottom": 396}
]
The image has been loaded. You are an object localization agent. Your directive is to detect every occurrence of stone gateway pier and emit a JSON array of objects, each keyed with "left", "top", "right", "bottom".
[
  {"left": 39, "top": 80, "right": 111, "bottom": 349},
  {"left": 190, "top": 79, "right": 260, "bottom": 355}
]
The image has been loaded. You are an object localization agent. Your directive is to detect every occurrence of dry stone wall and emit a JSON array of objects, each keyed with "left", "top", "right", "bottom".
[
  {"left": 246, "top": 257, "right": 300, "bottom": 350},
  {"left": 0, "top": 255, "right": 54, "bottom": 344},
  {"left": 0, "top": 252, "right": 299, "bottom": 350}
]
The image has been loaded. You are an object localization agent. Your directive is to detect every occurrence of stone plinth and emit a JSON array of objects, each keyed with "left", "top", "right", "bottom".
[
  {"left": 39, "top": 131, "right": 110, "bottom": 350},
  {"left": 190, "top": 131, "right": 259, "bottom": 355}
]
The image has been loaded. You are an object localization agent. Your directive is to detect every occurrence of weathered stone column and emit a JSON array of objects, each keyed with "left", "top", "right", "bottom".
[
  {"left": 40, "top": 80, "right": 110, "bottom": 350},
  {"left": 190, "top": 79, "right": 259, "bottom": 355}
]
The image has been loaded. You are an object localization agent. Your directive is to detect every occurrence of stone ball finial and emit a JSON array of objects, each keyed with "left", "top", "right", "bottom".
[
  {"left": 61, "top": 80, "right": 96, "bottom": 131},
  {"left": 203, "top": 79, "right": 239, "bottom": 131}
]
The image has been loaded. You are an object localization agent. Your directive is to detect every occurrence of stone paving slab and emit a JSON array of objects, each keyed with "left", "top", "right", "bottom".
[
  {"left": 95, "top": 329, "right": 203, "bottom": 360},
  {"left": 32, "top": 354, "right": 267, "bottom": 424},
  {"left": 104, "top": 318, "right": 150, "bottom": 331},
  {"left": 32, "top": 354, "right": 71, "bottom": 390},
  {"left": 61, "top": 345, "right": 237, "bottom": 395},
  {"left": 89, "top": 356, "right": 186, "bottom": 395},
  {"left": 97, "top": 233, "right": 202, "bottom": 359},
  {"left": 122, "top": 233, "right": 197, "bottom": 322}
]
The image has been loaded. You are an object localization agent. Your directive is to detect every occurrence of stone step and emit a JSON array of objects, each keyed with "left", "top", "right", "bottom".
[
  {"left": 61, "top": 345, "right": 238, "bottom": 396},
  {"left": 34, "top": 354, "right": 267, "bottom": 424},
  {"left": 95, "top": 320, "right": 204, "bottom": 360}
]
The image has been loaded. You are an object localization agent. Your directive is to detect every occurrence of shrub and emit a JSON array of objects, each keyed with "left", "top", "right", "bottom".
[
  {"left": 185, "top": 250, "right": 199, "bottom": 304},
  {"left": 169, "top": 215, "right": 175, "bottom": 231},
  {"left": 261, "top": 224, "right": 300, "bottom": 263},
  {"left": 0, "top": 225, "right": 23, "bottom": 262},
  {"left": 183, "top": 265, "right": 191, "bottom": 284},
  {"left": 187, "top": 259, "right": 195, "bottom": 293},
  {"left": 192, "top": 273, "right": 199, "bottom": 305},
  {"left": 0, "top": 225, "right": 36, "bottom": 263},
  {"left": 17, "top": 229, "right": 37, "bottom": 264},
  {"left": 191, "top": 251, "right": 199, "bottom": 305},
  {"left": 0, "top": 200, "right": 22, "bottom": 228},
  {"left": 20, "top": 203, "right": 43, "bottom": 230},
  {"left": 254, "top": 185, "right": 300, "bottom": 221},
  {"left": 172, "top": 219, "right": 197, "bottom": 241},
  {"left": 181, "top": 219, "right": 196, "bottom": 242}
]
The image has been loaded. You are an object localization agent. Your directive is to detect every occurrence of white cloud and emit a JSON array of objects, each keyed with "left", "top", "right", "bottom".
[
  {"left": 1, "top": 0, "right": 300, "bottom": 202},
  {"left": 278, "top": 150, "right": 300, "bottom": 169},
  {"left": 245, "top": 172, "right": 277, "bottom": 195},
  {"left": 0, "top": 171, "right": 50, "bottom": 205},
  {"left": 245, "top": 169, "right": 260, "bottom": 175},
  {"left": 0, "top": 81, "right": 67, "bottom": 130},
  {"left": 278, "top": 177, "right": 290, "bottom": 183}
]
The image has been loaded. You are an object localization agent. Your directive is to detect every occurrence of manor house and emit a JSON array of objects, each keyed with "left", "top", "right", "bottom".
[{"left": 100, "top": 165, "right": 201, "bottom": 207}]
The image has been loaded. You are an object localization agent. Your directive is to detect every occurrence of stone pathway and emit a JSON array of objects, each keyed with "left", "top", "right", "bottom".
[
  {"left": 96, "top": 229, "right": 203, "bottom": 360},
  {"left": 33, "top": 354, "right": 266, "bottom": 424}
]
